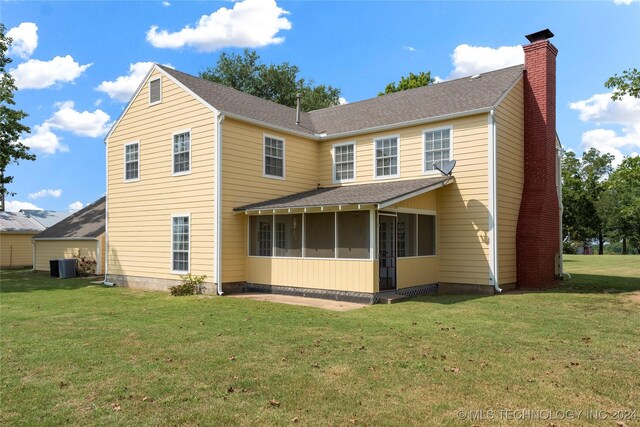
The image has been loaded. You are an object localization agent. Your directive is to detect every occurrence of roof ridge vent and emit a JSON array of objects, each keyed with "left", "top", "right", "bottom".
[{"left": 470, "top": 74, "right": 481, "bottom": 79}]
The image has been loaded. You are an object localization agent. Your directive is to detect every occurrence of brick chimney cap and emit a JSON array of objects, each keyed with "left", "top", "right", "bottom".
[{"left": 525, "top": 29, "right": 554, "bottom": 43}]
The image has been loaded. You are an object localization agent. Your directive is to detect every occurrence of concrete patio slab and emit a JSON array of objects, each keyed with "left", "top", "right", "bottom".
[{"left": 228, "top": 293, "right": 368, "bottom": 311}]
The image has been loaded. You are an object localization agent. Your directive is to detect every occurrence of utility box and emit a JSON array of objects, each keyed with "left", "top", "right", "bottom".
[
  {"left": 58, "top": 259, "right": 77, "bottom": 279},
  {"left": 49, "top": 260, "right": 60, "bottom": 277}
]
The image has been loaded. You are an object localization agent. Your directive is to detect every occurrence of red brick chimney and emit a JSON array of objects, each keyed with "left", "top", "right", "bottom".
[{"left": 516, "top": 29, "right": 561, "bottom": 289}]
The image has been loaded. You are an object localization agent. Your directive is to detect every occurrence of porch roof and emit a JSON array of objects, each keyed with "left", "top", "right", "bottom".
[{"left": 234, "top": 176, "right": 453, "bottom": 213}]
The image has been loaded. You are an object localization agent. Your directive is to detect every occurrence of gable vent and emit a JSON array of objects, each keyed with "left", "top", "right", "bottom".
[{"left": 149, "top": 78, "right": 161, "bottom": 105}]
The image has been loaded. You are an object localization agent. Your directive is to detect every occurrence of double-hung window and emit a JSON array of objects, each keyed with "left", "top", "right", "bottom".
[
  {"left": 173, "top": 131, "right": 191, "bottom": 175},
  {"left": 172, "top": 215, "right": 190, "bottom": 272},
  {"left": 424, "top": 127, "right": 452, "bottom": 172},
  {"left": 264, "top": 135, "right": 284, "bottom": 178},
  {"left": 333, "top": 142, "right": 355, "bottom": 182},
  {"left": 124, "top": 142, "right": 139, "bottom": 181},
  {"left": 374, "top": 136, "right": 399, "bottom": 178}
]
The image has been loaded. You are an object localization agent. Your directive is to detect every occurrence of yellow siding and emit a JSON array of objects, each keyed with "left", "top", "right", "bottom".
[
  {"left": 387, "top": 190, "right": 438, "bottom": 211},
  {"left": 397, "top": 257, "right": 438, "bottom": 288},
  {"left": 107, "top": 69, "right": 216, "bottom": 281},
  {"left": 0, "top": 233, "right": 35, "bottom": 268},
  {"left": 495, "top": 78, "right": 524, "bottom": 285},
  {"left": 247, "top": 257, "right": 376, "bottom": 293},
  {"left": 34, "top": 239, "right": 102, "bottom": 273},
  {"left": 221, "top": 118, "right": 320, "bottom": 282}
]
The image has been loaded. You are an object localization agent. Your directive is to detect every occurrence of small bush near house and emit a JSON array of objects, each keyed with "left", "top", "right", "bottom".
[
  {"left": 74, "top": 252, "right": 97, "bottom": 276},
  {"left": 169, "top": 274, "right": 207, "bottom": 296}
]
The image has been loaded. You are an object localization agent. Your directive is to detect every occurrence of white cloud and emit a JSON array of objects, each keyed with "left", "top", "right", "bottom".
[
  {"left": 162, "top": 1, "right": 171, "bottom": 6},
  {"left": 448, "top": 44, "right": 523, "bottom": 79},
  {"left": 47, "top": 101, "right": 111, "bottom": 137},
  {"left": 433, "top": 75, "right": 444, "bottom": 84},
  {"left": 7, "top": 22, "right": 38, "bottom": 59},
  {"left": 96, "top": 62, "right": 157, "bottom": 102},
  {"left": 403, "top": 45, "right": 417, "bottom": 53},
  {"left": 339, "top": 97, "right": 348, "bottom": 105},
  {"left": 613, "top": 0, "right": 638, "bottom": 4},
  {"left": 68, "top": 201, "right": 84, "bottom": 212},
  {"left": 146, "top": 0, "right": 292, "bottom": 52},
  {"left": 29, "top": 189, "right": 62, "bottom": 200},
  {"left": 4, "top": 200, "right": 43, "bottom": 212},
  {"left": 10, "top": 55, "right": 92, "bottom": 90},
  {"left": 18, "top": 124, "right": 69, "bottom": 154},
  {"left": 569, "top": 93, "right": 640, "bottom": 166}
]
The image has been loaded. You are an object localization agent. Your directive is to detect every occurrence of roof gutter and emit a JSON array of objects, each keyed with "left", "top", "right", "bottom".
[
  {"left": 215, "top": 112, "right": 225, "bottom": 295},
  {"left": 32, "top": 237, "right": 100, "bottom": 241},
  {"left": 488, "top": 109, "right": 501, "bottom": 293}
]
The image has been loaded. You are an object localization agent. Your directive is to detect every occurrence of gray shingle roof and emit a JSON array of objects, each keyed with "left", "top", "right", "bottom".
[
  {"left": 159, "top": 64, "right": 523, "bottom": 138},
  {"left": 234, "top": 177, "right": 452, "bottom": 211},
  {"left": 34, "top": 197, "right": 105, "bottom": 239},
  {"left": 0, "top": 212, "right": 46, "bottom": 233},
  {"left": 21, "top": 210, "right": 71, "bottom": 228}
]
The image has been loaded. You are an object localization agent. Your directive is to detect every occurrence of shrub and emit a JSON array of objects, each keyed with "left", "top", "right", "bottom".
[{"left": 169, "top": 274, "right": 207, "bottom": 296}]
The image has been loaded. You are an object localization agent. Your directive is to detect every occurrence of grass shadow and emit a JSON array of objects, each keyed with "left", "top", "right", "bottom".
[
  {"left": 549, "top": 273, "right": 640, "bottom": 294},
  {"left": 410, "top": 293, "right": 491, "bottom": 305},
  {"left": 0, "top": 270, "right": 97, "bottom": 293}
]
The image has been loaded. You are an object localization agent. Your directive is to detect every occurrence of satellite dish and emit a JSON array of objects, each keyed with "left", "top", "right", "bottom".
[{"left": 433, "top": 159, "right": 456, "bottom": 176}]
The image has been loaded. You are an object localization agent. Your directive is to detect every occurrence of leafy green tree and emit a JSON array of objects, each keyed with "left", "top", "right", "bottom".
[
  {"left": 605, "top": 68, "right": 640, "bottom": 100},
  {"left": 561, "top": 148, "right": 614, "bottom": 254},
  {"left": 599, "top": 156, "right": 640, "bottom": 254},
  {"left": 378, "top": 71, "right": 435, "bottom": 96},
  {"left": 200, "top": 49, "right": 341, "bottom": 112},
  {"left": 0, "top": 24, "right": 35, "bottom": 211}
]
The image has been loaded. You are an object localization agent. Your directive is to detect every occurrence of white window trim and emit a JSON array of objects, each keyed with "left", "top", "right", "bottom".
[
  {"left": 172, "top": 129, "right": 192, "bottom": 177},
  {"left": 123, "top": 141, "right": 140, "bottom": 183},
  {"left": 171, "top": 213, "right": 191, "bottom": 274},
  {"left": 373, "top": 134, "right": 401, "bottom": 180},
  {"left": 332, "top": 141, "right": 357, "bottom": 184},
  {"left": 422, "top": 125, "right": 453, "bottom": 175},
  {"left": 149, "top": 77, "right": 162, "bottom": 106},
  {"left": 263, "top": 133, "right": 286, "bottom": 180}
]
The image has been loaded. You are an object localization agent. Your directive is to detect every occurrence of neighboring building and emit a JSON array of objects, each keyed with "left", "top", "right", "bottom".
[
  {"left": 0, "top": 212, "right": 45, "bottom": 269},
  {"left": 33, "top": 197, "right": 106, "bottom": 275},
  {"left": 105, "top": 30, "right": 562, "bottom": 302},
  {"left": 21, "top": 210, "right": 71, "bottom": 228}
]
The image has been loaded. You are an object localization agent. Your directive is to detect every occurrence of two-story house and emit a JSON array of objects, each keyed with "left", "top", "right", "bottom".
[{"left": 104, "top": 29, "right": 562, "bottom": 303}]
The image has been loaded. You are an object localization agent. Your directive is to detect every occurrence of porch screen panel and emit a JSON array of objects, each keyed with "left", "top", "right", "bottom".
[
  {"left": 249, "top": 215, "right": 273, "bottom": 256},
  {"left": 337, "top": 211, "right": 370, "bottom": 259},
  {"left": 417, "top": 215, "right": 436, "bottom": 256},
  {"left": 304, "top": 213, "right": 335, "bottom": 258},
  {"left": 397, "top": 213, "right": 416, "bottom": 257},
  {"left": 274, "top": 214, "right": 302, "bottom": 257}
]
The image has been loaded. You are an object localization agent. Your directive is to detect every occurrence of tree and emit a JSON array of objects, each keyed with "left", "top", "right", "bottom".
[
  {"left": 200, "top": 49, "right": 341, "bottom": 112},
  {"left": 0, "top": 24, "right": 35, "bottom": 211},
  {"left": 378, "top": 71, "right": 434, "bottom": 96},
  {"left": 605, "top": 68, "right": 640, "bottom": 100},
  {"left": 600, "top": 156, "right": 640, "bottom": 254},
  {"left": 561, "top": 148, "right": 614, "bottom": 254}
]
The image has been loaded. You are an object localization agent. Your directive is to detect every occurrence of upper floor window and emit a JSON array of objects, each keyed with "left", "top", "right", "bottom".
[
  {"left": 333, "top": 142, "right": 355, "bottom": 183},
  {"left": 424, "top": 127, "right": 452, "bottom": 172},
  {"left": 264, "top": 135, "right": 284, "bottom": 179},
  {"left": 374, "top": 136, "right": 399, "bottom": 178},
  {"left": 149, "top": 78, "right": 162, "bottom": 105},
  {"left": 124, "top": 142, "right": 139, "bottom": 182},
  {"left": 173, "top": 130, "right": 191, "bottom": 175}
]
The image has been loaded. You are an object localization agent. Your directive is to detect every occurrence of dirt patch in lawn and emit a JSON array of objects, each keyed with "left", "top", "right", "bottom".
[{"left": 627, "top": 291, "right": 640, "bottom": 304}]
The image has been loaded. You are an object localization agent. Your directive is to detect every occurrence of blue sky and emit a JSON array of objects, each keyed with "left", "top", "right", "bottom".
[{"left": 2, "top": 0, "right": 639, "bottom": 212}]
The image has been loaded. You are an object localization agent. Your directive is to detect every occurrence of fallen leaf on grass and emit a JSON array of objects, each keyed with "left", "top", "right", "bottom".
[
  {"left": 448, "top": 367, "right": 460, "bottom": 373},
  {"left": 616, "top": 422, "right": 628, "bottom": 427},
  {"left": 291, "top": 417, "right": 299, "bottom": 423},
  {"left": 269, "top": 399, "right": 280, "bottom": 407},
  {"left": 111, "top": 403, "right": 121, "bottom": 411},
  {"left": 228, "top": 356, "right": 236, "bottom": 361},
  {"left": 227, "top": 387, "right": 236, "bottom": 394},
  {"left": 141, "top": 396, "right": 153, "bottom": 402}
]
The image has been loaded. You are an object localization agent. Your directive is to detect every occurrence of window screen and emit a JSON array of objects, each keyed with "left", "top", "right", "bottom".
[
  {"left": 424, "top": 128, "right": 451, "bottom": 171},
  {"left": 264, "top": 136, "right": 284, "bottom": 178},
  {"left": 304, "top": 213, "right": 335, "bottom": 258},
  {"left": 397, "top": 213, "right": 416, "bottom": 257},
  {"left": 172, "top": 216, "right": 189, "bottom": 272},
  {"left": 274, "top": 214, "right": 302, "bottom": 257},
  {"left": 334, "top": 143, "right": 355, "bottom": 181},
  {"left": 417, "top": 215, "right": 436, "bottom": 256},
  {"left": 173, "top": 131, "right": 190, "bottom": 174},
  {"left": 337, "top": 211, "right": 369, "bottom": 259},
  {"left": 375, "top": 137, "right": 398, "bottom": 177},
  {"left": 125, "top": 143, "right": 139, "bottom": 181},
  {"left": 249, "top": 215, "right": 273, "bottom": 256}
]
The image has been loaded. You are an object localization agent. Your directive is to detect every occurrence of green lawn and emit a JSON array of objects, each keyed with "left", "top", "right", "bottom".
[{"left": 1, "top": 255, "right": 639, "bottom": 426}]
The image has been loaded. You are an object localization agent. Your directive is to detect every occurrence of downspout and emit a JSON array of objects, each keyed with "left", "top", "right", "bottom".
[
  {"left": 556, "top": 137, "right": 565, "bottom": 279},
  {"left": 32, "top": 239, "right": 36, "bottom": 272},
  {"left": 215, "top": 112, "right": 225, "bottom": 295},
  {"left": 102, "top": 138, "right": 111, "bottom": 284},
  {"left": 488, "top": 110, "right": 502, "bottom": 293}
]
